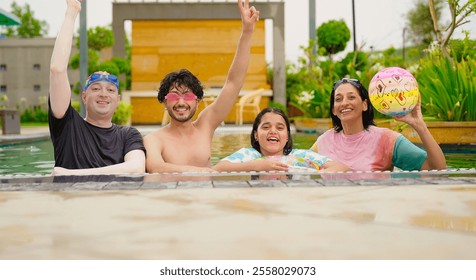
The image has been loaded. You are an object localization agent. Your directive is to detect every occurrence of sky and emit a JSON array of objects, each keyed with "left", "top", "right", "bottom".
[{"left": 1, "top": 0, "right": 475, "bottom": 63}]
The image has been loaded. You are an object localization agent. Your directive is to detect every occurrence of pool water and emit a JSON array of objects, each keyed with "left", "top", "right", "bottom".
[
  {"left": 0, "top": 139, "right": 54, "bottom": 176},
  {"left": 0, "top": 133, "right": 474, "bottom": 176}
]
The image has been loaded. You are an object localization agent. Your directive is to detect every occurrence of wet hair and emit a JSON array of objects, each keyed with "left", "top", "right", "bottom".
[
  {"left": 250, "top": 107, "right": 293, "bottom": 155},
  {"left": 330, "top": 78, "right": 375, "bottom": 132},
  {"left": 157, "top": 69, "right": 204, "bottom": 103}
]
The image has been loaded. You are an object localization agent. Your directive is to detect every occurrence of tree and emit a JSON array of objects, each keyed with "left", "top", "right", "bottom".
[
  {"left": 406, "top": 0, "right": 444, "bottom": 47},
  {"left": 71, "top": 26, "right": 114, "bottom": 73},
  {"left": 429, "top": 0, "right": 476, "bottom": 58},
  {"left": 70, "top": 49, "right": 101, "bottom": 74},
  {"left": 70, "top": 25, "right": 131, "bottom": 93},
  {"left": 1, "top": 2, "right": 48, "bottom": 38},
  {"left": 336, "top": 51, "right": 369, "bottom": 78},
  {"left": 75, "top": 26, "right": 114, "bottom": 51},
  {"left": 316, "top": 20, "right": 351, "bottom": 61}
]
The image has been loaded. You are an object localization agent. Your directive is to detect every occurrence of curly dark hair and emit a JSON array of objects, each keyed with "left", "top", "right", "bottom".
[
  {"left": 250, "top": 107, "right": 293, "bottom": 155},
  {"left": 330, "top": 78, "right": 375, "bottom": 132},
  {"left": 157, "top": 69, "right": 204, "bottom": 103}
]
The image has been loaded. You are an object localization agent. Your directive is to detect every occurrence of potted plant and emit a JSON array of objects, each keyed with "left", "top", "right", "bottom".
[{"left": 289, "top": 83, "right": 333, "bottom": 133}]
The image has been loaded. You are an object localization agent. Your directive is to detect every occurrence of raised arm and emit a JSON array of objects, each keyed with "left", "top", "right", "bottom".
[
  {"left": 395, "top": 98, "right": 446, "bottom": 170},
  {"left": 50, "top": 0, "right": 81, "bottom": 119},
  {"left": 197, "top": 0, "right": 260, "bottom": 128}
]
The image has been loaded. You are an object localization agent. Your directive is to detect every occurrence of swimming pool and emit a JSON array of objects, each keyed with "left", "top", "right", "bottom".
[{"left": 0, "top": 133, "right": 474, "bottom": 175}]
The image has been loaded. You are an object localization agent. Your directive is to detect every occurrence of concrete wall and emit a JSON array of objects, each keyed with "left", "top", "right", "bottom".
[{"left": 0, "top": 38, "right": 79, "bottom": 110}]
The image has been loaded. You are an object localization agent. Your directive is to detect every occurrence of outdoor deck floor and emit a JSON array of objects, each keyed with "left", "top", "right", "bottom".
[{"left": 1, "top": 169, "right": 476, "bottom": 259}]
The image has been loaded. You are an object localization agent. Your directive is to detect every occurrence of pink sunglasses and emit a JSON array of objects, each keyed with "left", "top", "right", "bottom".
[{"left": 164, "top": 92, "right": 197, "bottom": 102}]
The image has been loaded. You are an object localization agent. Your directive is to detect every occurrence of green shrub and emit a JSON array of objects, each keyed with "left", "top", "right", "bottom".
[
  {"left": 20, "top": 106, "right": 48, "bottom": 123},
  {"left": 285, "top": 49, "right": 334, "bottom": 119},
  {"left": 449, "top": 36, "right": 476, "bottom": 62},
  {"left": 71, "top": 101, "right": 81, "bottom": 112},
  {"left": 268, "top": 100, "right": 287, "bottom": 114},
  {"left": 288, "top": 82, "right": 332, "bottom": 119},
  {"left": 20, "top": 109, "right": 33, "bottom": 123},
  {"left": 335, "top": 51, "right": 369, "bottom": 78},
  {"left": 112, "top": 101, "right": 132, "bottom": 125},
  {"left": 0, "top": 94, "right": 9, "bottom": 109},
  {"left": 417, "top": 55, "right": 476, "bottom": 121}
]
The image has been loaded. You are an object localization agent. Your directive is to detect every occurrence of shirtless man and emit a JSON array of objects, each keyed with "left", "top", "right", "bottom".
[
  {"left": 49, "top": 0, "right": 146, "bottom": 175},
  {"left": 144, "top": 0, "right": 260, "bottom": 173}
]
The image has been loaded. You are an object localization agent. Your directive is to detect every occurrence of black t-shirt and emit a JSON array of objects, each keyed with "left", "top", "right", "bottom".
[{"left": 48, "top": 101, "right": 145, "bottom": 169}]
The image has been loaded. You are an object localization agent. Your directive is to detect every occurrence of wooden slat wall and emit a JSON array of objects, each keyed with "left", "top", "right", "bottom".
[{"left": 131, "top": 20, "right": 268, "bottom": 91}]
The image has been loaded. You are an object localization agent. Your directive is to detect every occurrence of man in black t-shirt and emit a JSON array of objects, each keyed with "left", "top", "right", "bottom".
[{"left": 49, "top": 0, "right": 145, "bottom": 175}]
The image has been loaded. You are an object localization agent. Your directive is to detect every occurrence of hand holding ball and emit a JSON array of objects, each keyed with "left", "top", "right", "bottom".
[{"left": 368, "top": 67, "right": 419, "bottom": 116}]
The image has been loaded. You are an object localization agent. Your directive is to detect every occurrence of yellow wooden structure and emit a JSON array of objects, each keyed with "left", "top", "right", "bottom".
[{"left": 130, "top": 19, "right": 270, "bottom": 124}]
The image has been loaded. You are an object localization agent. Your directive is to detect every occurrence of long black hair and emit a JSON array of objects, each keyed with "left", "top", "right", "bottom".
[
  {"left": 330, "top": 78, "right": 375, "bottom": 132},
  {"left": 250, "top": 107, "right": 293, "bottom": 155}
]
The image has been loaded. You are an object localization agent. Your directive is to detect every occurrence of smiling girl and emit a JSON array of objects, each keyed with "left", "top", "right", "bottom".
[{"left": 213, "top": 108, "right": 349, "bottom": 172}]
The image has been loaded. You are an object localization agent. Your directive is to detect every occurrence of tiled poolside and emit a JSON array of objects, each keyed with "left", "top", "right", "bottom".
[{"left": 1, "top": 169, "right": 476, "bottom": 259}]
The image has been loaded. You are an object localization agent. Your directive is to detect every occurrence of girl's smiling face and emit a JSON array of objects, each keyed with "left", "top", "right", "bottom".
[{"left": 254, "top": 112, "right": 289, "bottom": 156}]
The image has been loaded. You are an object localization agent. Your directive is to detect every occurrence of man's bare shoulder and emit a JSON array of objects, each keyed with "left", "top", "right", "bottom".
[{"left": 143, "top": 127, "right": 168, "bottom": 143}]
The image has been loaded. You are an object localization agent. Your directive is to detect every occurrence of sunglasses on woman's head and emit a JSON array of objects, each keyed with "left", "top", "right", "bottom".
[
  {"left": 164, "top": 92, "right": 197, "bottom": 102},
  {"left": 333, "top": 78, "right": 360, "bottom": 90}
]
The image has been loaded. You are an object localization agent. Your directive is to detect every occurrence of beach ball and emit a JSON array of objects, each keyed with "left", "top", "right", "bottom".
[{"left": 368, "top": 67, "right": 419, "bottom": 116}]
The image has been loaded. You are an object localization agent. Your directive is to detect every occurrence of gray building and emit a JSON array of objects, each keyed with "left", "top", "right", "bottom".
[{"left": 0, "top": 38, "right": 79, "bottom": 110}]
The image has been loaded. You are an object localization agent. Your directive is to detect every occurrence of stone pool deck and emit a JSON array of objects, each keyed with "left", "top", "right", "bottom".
[
  {"left": 1, "top": 169, "right": 476, "bottom": 260},
  {"left": 0, "top": 126, "right": 50, "bottom": 144}
]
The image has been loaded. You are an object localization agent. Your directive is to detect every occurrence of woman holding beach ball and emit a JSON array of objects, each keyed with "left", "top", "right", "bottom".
[{"left": 311, "top": 67, "right": 446, "bottom": 172}]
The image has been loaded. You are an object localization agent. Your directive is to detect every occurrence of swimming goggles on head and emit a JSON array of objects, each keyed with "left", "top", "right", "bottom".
[{"left": 84, "top": 73, "right": 119, "bottom": 90}]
